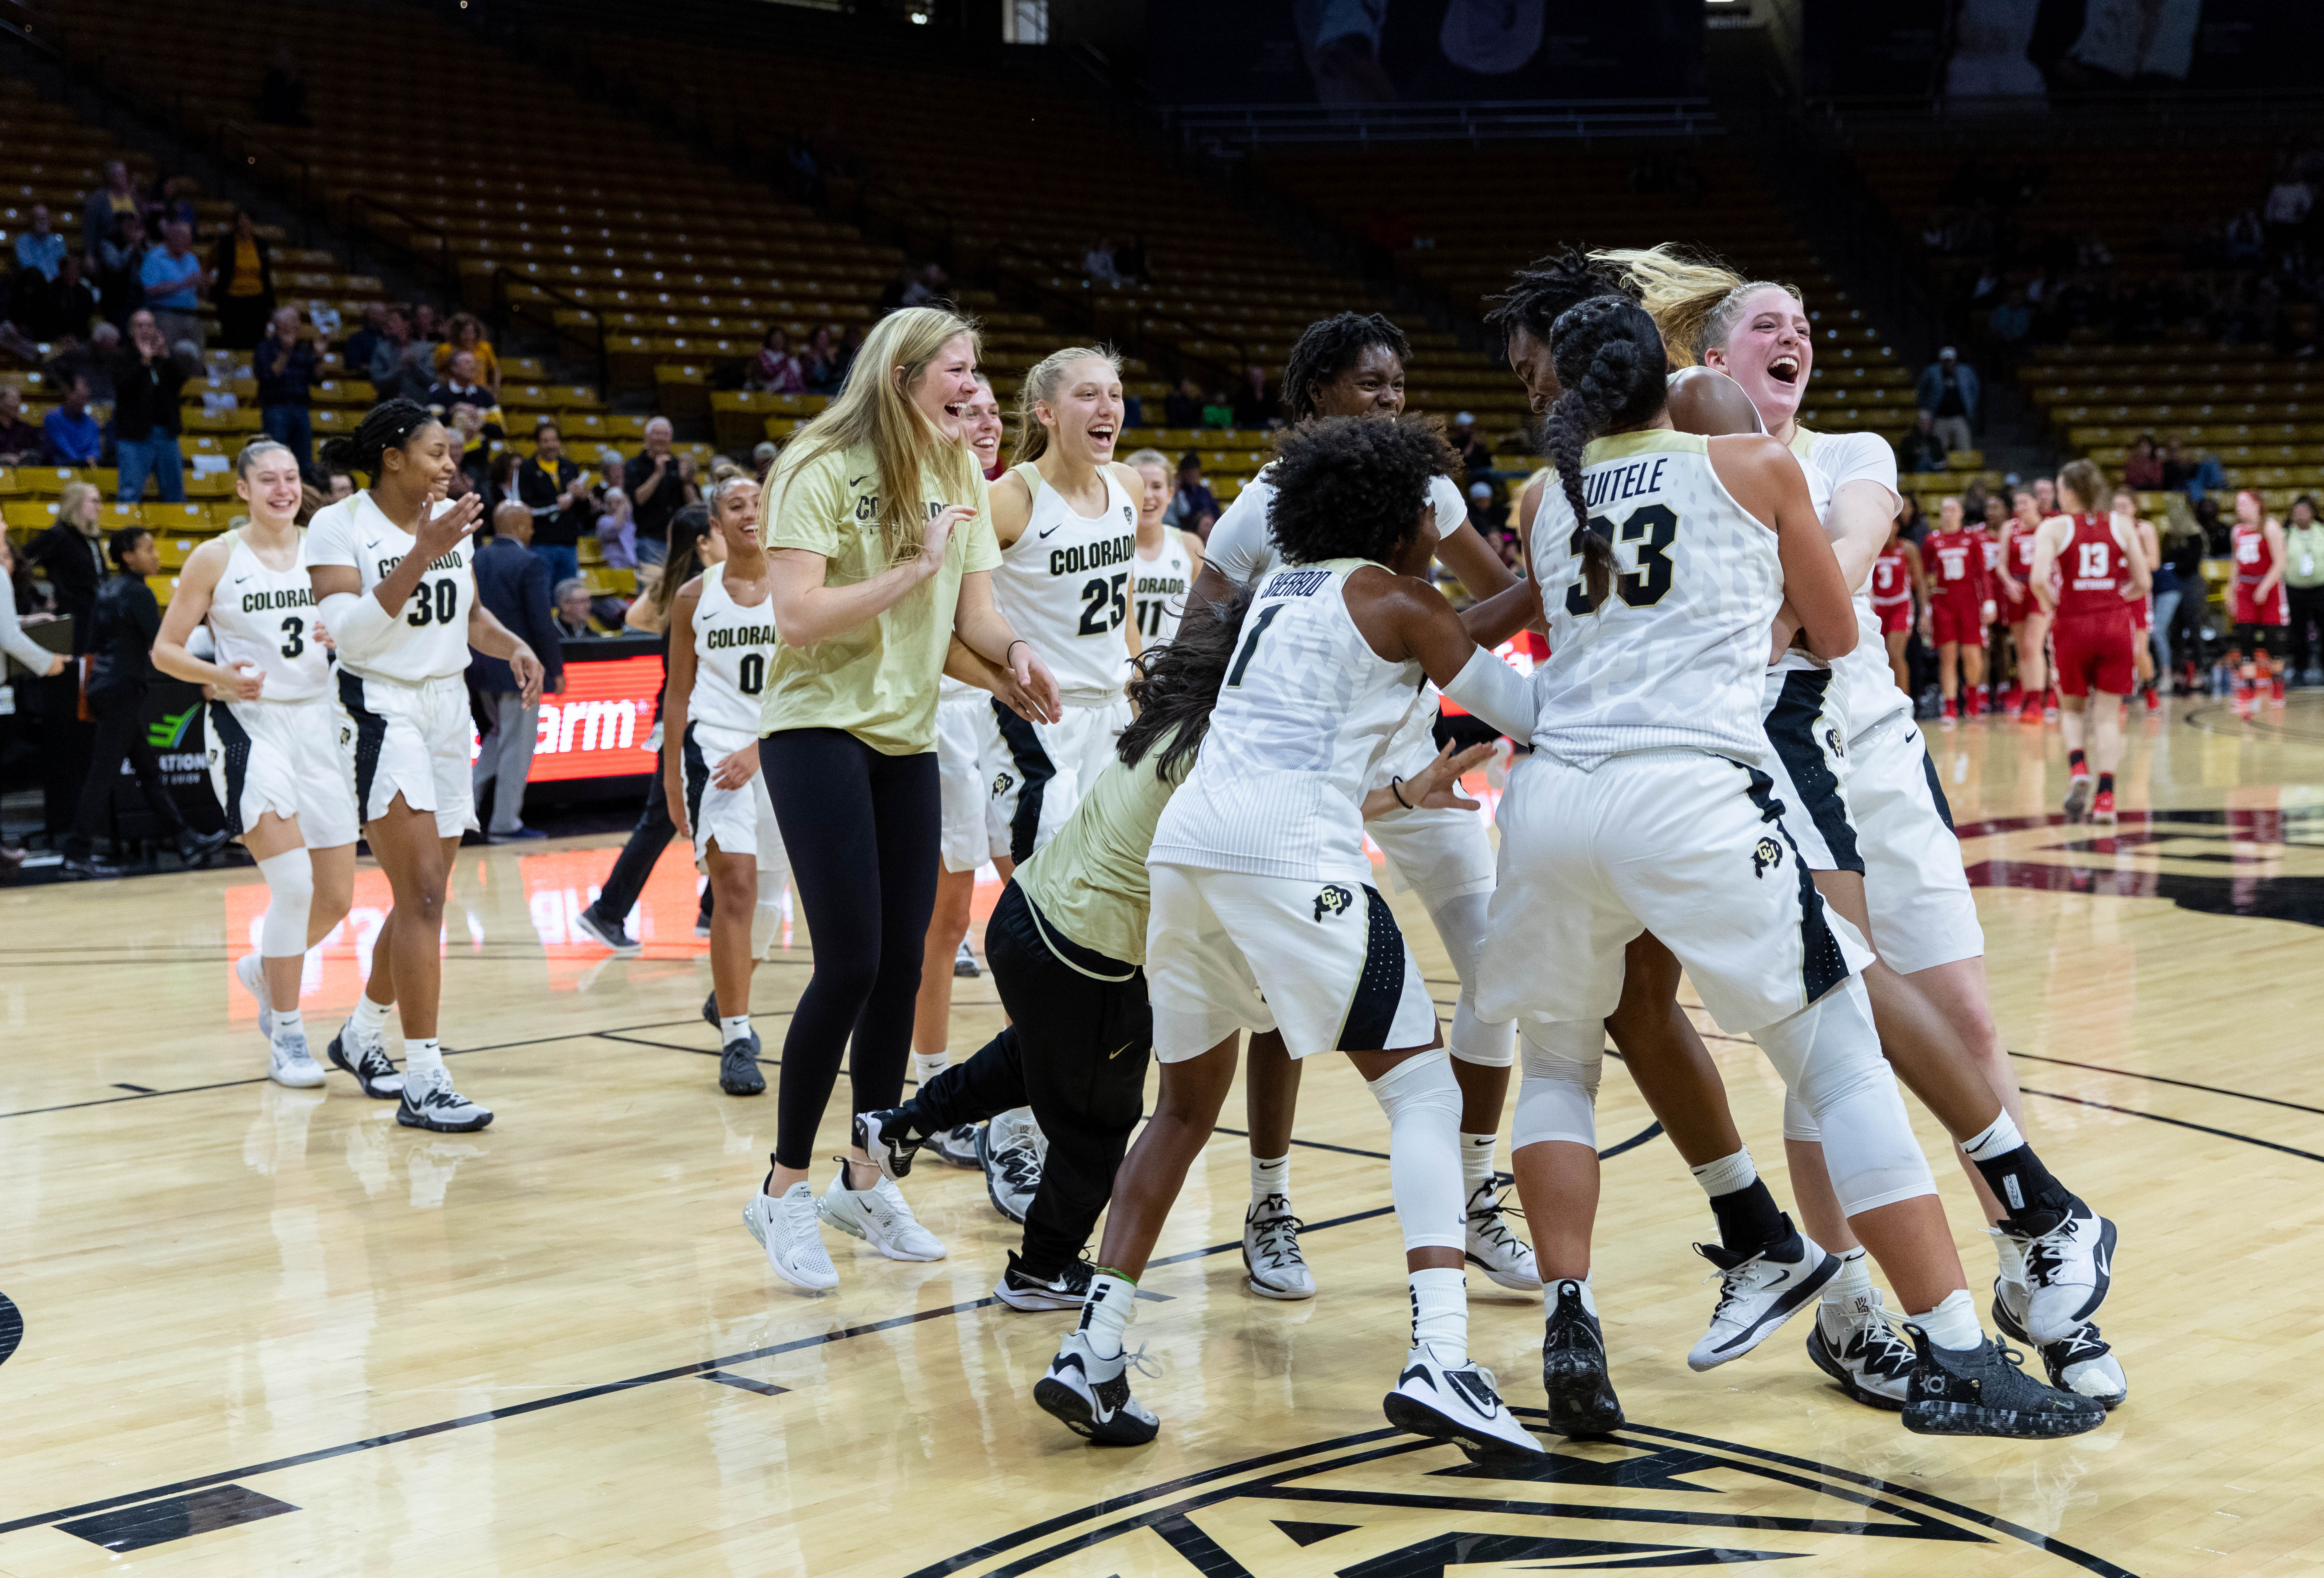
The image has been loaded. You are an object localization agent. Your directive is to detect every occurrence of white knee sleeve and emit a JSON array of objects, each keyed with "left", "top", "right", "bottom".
[
  {"left": 256, "top": 849, "right": 313, "bottom": 959},
  {"left": 1512, "top": 1020, "right": 1602, "bottom": 1151},
  {"left": 751, "top": 870, "right": 788, "bottom": 960},
  {"left": 1449, "top": 998, "right": 1516, "bottom": 1068},
  {"left": 1432, "top": 892, "right": 1515, "bottom": 1068},
  {"left": 1781, "top": 1092, "right": 1820, "bottom": 1143},
  {"left": 1751, "top": 977, "right": 1935, "bottom": 1217},
  {"left": 1365, "top": 1049, "right": 1467, "bottom": 1253}
]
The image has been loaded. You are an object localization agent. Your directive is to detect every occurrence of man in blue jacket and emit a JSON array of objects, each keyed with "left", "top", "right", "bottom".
[
  {"left": 470, "top": 501, "right": 566, "bottom": 843},
  {"left": 1915, "top": 346, "right": 1981, "bottom": 456}
]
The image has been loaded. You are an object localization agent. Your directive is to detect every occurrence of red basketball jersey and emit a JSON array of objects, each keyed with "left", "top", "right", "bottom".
[
  {"left": 1925, "top": 528, "right": 1985, "bottom": 605},
  {"left": 1870, "top": 544, "right": 1911, "bottom": 608},
  {"left": 2054, "top": 513, "right": 2131, "bottom": 620}
]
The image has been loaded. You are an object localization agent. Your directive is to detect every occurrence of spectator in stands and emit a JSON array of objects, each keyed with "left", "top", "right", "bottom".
[
  {"left": 1200, "top": 388, "right": 1234, "bottom": 429},
  {"left": 42, "top": 255, "right": 98, "bottom": 343},
  {"left": 1114, "top": 233, "right": 1149, "bottom": 285},
  {"left": 2161, "top": 434, "right": 2193, "bottom": 493},
  {"left": 595, "top": 485, "right": 637, "bottom": 570},
  {"left": 1896, "top": 493, "right": 1927, "bottom": 548},
  {"left": 82, "top": 161, "right": 142, "bottom": 264},
  {"left": 1916, "top": 346, "right": 1979, "bottom": 455},
  {"left": 800, "top": 326, "right": 845, "bottom": 395},
  {"left": 254, "top": 307, "right": 319, "bottom": 479},
  {"left": 0, "top": 387, "right": 42, "bottom": 464},
  {"left": 1163, "top": 451, "right": 1219, "bottom": 537},
  {"left": 625, "top": 417, "right": 697, "bottom": 565},
  {"left": 520, "top": 420, "right": 595, "bottom": 589},
  {"left": 427, "top": 349, "right": 493, "bottom": 420},
  {"left": 470, "top": 501, "right": 564, "bottom": 844},
  {"left": 448, "top": 405, "right": 495, "bottom": 499},
  {"left": 258, "top": 44, "right": 310, "bottom": 127},
  {"left": 835, "top": 324, "right": 865, "bottom": 384},
  {"left": 553, "top": 578, "right": 609, "bottom": 640},
  {"left": 748, "top": 328, "right": 806, "bottom": 394},
  {"left": 60, "top": 527, "right": 230, "bottom": 879},
  {"left": 146, "top": 177, "right": 199, "bottom": 242},
  {"left": 1232, "top": 364, "right": 1281, "bottom": 430},
  {"left": 1446, "top": 410, "right": 1492, "bottom": 482},
  {"left": 40, "top": 376, "right": 101, "bottom": 466},
  {"left": 2186, "top": 446, "right": 2228, "bottom": 502},
  {"left": 1987, "top": 288, "right": 2032, "bottom": 355},
  {"left": 2193, "top": 494, "right": 2229, "bottom": 555},
  {"left": 26, "top": 480, "right": 106, "bottom": 649},
  {"left": 112, "top": 311, "right": 193, "bottom": 503},
  {"left": 140, "top": 222, "right": 210, "bottom": 350},
  {"left": 1164, "top": 376, "right": 1202, "bottom": 429},
  {"left": 14, "top": 204, "right": 65, "bottom": 285},
  {"left": 97, "top": 213, "right": 147, "bottom": 333},
  {"left": 485, "top": 449, "right": 523, "bottom": 518},
  {"left": 1082, "top": 237, "right": 1122, "bottom": 287},
  {"left": 2264, "top": 167, "right": 2313, "bottom": 252},
  {"left": 343, "top": 302, "right": 388, "bottom": 380},
  {"left": 369, "top": 307, "right": 432, "bottom": 403},
  {"left": 44, "top": 323, "right": 120, "bottom": 405},
  {"left": 209, "top": 210, "right": 276, "bottom": 350},
  {"left": 1464, "top": 479, "right": 1498, "bottom": 535},
  {"left": 903, "top": 263, "right": 947, "bottom": 309},
  {"left": 433, "top": 313, "right": 500, "bottom": 398},
  {"left": 2123, "top": 434, "right": 2165, "bottom": 491},
  {"left": 1897, "top": 411, "right": 1948, "bottom": 474},
  {"left": 751, "top": 440, "right": 779, "bottom": 476},
  {"left": 411, "top": 303, "right": 444, "bottom": 347},
  {"left": 326, "top": 471, "right": 354, "bottom": 502}
]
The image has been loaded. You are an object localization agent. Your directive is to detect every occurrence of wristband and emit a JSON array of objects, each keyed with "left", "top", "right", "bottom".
[
  {"left": 1390, "top": 776, "right": 1412, "bottom": 810},
  {"left": 1005, "top": 639, "right": 1030, "bottom": 664}
]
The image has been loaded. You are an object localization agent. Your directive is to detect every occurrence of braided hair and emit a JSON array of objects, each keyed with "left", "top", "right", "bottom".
[
  {"left": 1481, "top": 248, "right": 1629, "bottom": 351},
  {"left": 1117, "top": 585, "right": 1252, "bottom": 781},
  {"left": 1281, "top": 312, "right": 1409, "bottom": 424},
  {"left": 316, "top": 397, "right": 438, "bottom": 482},
  {"left": 1542, "top": 296, "right": 1668, "bottom": 609}
]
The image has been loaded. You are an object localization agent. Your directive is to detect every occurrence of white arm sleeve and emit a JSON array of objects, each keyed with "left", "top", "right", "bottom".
[
  {"left": 1203, "top": 471, "right": 1276, "bottom": 585},
  {"left": 1440, "top": 644, "right": 1534, "bottom": 745},
  {"left": 320, "top": 589, "right": 396, "bottom": 663}
]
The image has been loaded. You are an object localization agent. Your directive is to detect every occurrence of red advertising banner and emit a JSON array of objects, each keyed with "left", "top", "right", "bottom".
[{"left": 477, "top": 654, "right": 663, "bottom": 783}]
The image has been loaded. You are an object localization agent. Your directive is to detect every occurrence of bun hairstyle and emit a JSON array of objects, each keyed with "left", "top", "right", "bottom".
[
  {"left": 317, "top": 398, "right": 438, "bottom": 482},
  {"left": 1542, "top": 296, "right": 1669, "bottom": 609},
  {"left": 1591, "top": 244, "right": 1800, "bottom": 370},
  {"left": 1012, "top": 345, "right": 1123, "bottom": 465}
]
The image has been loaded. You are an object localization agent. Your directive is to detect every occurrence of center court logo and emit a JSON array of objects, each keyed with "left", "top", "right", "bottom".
[
  {"left": 909, "top": 1419, "right": 2128, "bottom": 1576},
  {"left": 1313, "top": 883, "right": 1354, "bottom": 921}
]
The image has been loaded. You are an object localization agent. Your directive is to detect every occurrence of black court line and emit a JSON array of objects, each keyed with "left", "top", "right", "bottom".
[
  {"left": 700, "top": 1371, "right": 790, "bottom": 1398},
  {"left": 2019, "top": 1086, "right": 2324, "bottom": 1164},
  {"left": 2008, "top": 1050, "right": 2324, "bottom": 1117}
]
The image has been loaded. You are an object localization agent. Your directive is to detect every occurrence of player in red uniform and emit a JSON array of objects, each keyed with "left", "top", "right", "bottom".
[
  {"left": 2113, "top": 486, "right": 2162, "bottom": 714},
  {"left": 1999, "top": 487, "right": 2051, "bottom": 720},
  {"left": 2230, "top": 489, "right": 2289, "bottom": 705},
  {"left": 2031, "top": 461, "right": 2150, "bottom": 824},
  {"left": 1869, "top": 518, "right": 1926, "bottom": 695},
  {"left": 1922, "top": 495, "right": 1995, "bottom": 728}
]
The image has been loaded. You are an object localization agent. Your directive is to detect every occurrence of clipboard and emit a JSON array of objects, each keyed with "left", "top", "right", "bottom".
[{"left": 3, "top": 614, "right": 71, "bottom": 678}]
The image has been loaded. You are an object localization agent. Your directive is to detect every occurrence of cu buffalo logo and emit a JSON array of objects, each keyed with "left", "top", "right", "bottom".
[
  {"left": 1313, "top": 883, "right": 1355, "bottom": 922},
  {"left": 1825, "top": 725, "right": 1845, "bottom": 758},
  {"left": 1751, "top": 837, "right": 1783, "bottom": 878},
  {"left": 990, "top": 770, "right": 1016, "bottom": 798}
]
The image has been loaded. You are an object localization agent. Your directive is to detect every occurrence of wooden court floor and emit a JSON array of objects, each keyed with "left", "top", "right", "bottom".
[{"left": 2, "top": 696, "right": 2320, "bottom": 1576}]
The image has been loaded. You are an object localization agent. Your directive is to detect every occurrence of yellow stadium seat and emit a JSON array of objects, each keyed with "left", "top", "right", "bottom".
[{"left": 2, "top": 499, "right": 58, "bottom": 529}]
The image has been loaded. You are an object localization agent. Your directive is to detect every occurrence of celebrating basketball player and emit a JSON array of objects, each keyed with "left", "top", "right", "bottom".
[{"left": 1127, "top": 446, "right": 1203, "bottom": 646}]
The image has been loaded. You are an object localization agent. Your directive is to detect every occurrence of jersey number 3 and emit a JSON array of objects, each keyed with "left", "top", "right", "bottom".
[{"left": 1565, "top": 503, "right": 1679, "bottom": 615}]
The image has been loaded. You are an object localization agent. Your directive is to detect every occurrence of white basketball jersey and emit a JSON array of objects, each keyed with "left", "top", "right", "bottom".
[
  {"left": 207, "top": 530, "right": 328, "bottom": 702},
  {"left": 1530, "top": 430, "right": 1783, "bottom": 770},
  {"left": 304, "top": 492, "right": 476, "bottom": 685},
  {"left": 989, "top": 461, "right": 1137, "bottom": 702},
  {"left": 689, "top": 561, "right": 776, "bottom": 746},
  {"left": 1132, "top": 531, "right": 1196, "bottom": 645},
  {"left": 1788, "top": 427, "right": 1909, "bottom": 738},
  {"left": 1207, "top": 465, "right": 1468, "bottom": 589},
  {"left": 1150, "top": 557, "right": 1428, "bottom": 884}
]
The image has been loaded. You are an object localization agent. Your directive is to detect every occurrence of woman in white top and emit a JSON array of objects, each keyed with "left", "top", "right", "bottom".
[
  {"left": 153, "top": 439, "right": 359, "bottom": 1089},
  {"left": 307, "top": 398, "right": 544, "bottom": 1134},
  {"left": 1126, "top": 447, "right": 1203, "bottom": 646}
]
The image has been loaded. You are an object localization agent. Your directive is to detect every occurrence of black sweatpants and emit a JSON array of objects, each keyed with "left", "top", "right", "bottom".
[
  {"left": 64, "top": 694, "right": 188, "bottom": 859},
  {"left": 2287, "top": 585, "right": 2324, "bottom": 678},
  {"left": 763, "top": 727, "right": 941, "bottom": 1171},
  {"left": 910, "top": 880, "right": 1150, "bottom": 1277}
]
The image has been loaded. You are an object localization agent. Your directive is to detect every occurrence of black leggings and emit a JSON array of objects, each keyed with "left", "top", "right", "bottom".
[
  {"left": 909, "top": 881, "right": 1150, "bottom": 1276},
  {"left": 763, "top": 727, "right": 941, "bottom": 1170}
]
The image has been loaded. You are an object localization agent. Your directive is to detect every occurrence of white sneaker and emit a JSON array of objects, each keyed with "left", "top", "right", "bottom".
[
  {"left": 1463, "top": 1180, "right": 1541, "bottom": 1291},
  {"left": 1804, "top": 1289, "right": 1917, "bottom": 1410},
  {"left": 817, "top": 1167, "right": 946, "bottom": 1261},
  {"left": 235, "top": 952, "right": 274, "bottom": 1041},
  {"left": 977, "top": 1107, "right": 1044, "bottom": 1225},
  {"left": 1687, "top": 1228, "right": 1838, "bottom": 1371},
  {"left": 1034, "top": 1330, "right": 1160, "bottom": 1445},
  {"left": 743, "top": 1180, "right": 839, "bottom": 1292},
  {"left": 1383, "top": 1343, "right": 1545, "bottom": 1459},
  {"left": 327, "top": 1017, "right": 404, "bottom": 1099},
  {"left": 267, "top": 1032, "right": 327, "bottom": 1089},
  {"left": 2004, "top": 1200, "right": 2116, "bottom": 1341},
  {"left": 1993, "top": 1277, "right": 2128, "bottom": 1408},
  {"left": 395, "top": 1064, "right": 493, "bottom": 1132},
  {"left": 1243, "top": 1195, "right": 1315, "bottom": 1300}
]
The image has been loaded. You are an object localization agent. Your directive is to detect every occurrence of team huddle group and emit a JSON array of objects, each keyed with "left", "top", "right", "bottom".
[{"left": 165, "top": 241, "right": 2136, "bottom": 1464}]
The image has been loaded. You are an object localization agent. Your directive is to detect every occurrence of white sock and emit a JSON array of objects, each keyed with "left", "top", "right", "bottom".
[
  {"left": 352, "top": 994, "right": 391, "bottom": 1036},
  {"left": 913, "top": 1050, "right": 950, "bottom": 1083},
  {"left": 1250, "top": 1153, "right": 1290, "bottom": 1206},
  {"left": 1994, "top": 1231, "right": 2029, "bottom": 1288},
  {"left": 1960, "top": 1109, "right": 2025, "bottom": 1162},
  {"left": 720, "top": 1013, "right": 751, "bottom": 1046},
  {"left": 1460, "top": 1133, "right": 1498, "bottom": 1196},
  {"left": 272, "top": 1009, "right": 305, "bottom": 1043},
  {"left": 1910, "top": 1287, "right": 1984, "bottom": 1351},
  {"left": 1821, "top": 1247, "right": 1871, "bottom": 1312},
  {"left": 1689, "top": 1145, "right": 1757, "bottom": 1198},
  {"left": 1408, "top": 1266, "right": 1468, "bottom": 1362},
  {"left": 1547, "top": 1274, "right": 1599, "bottom": 1318},
  {"left": 405, "top": 1037, "right": 445, "bottom": 1075},
  {"left": 1083, "top": 1272, "right": 1138, "bottom": 1359}
]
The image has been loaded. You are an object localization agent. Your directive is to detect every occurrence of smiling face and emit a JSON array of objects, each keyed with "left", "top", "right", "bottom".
[
  {"left": 905, "top": 332, "right": 979, "bottom": 443},
  {"left": 1037, "top": 357, "right": 1125, "bottom": 465},
  {"left": 712, "top": 480, "right": 762, "bottom": 551},
  {"left": 1506, "top": 325, "right": 1559, "bottom": 416},
  {"left": 1134, "top": 461, "right": 1171, "bottom": 527},
  {"left": 1314, "top": 343, "right": 1406, "bottom": 419},
  {"left": 238, "top": 447, "right": 304, "bottom": 524},
  {"left": 381, "top": 421, "right": 456, "bottom": 500},
  {"left": 962, "top": 381, "right": 1003, "bottom": 471},
  {"left": 1703, "top": 287, "right": 1810, "bottom": 431}
]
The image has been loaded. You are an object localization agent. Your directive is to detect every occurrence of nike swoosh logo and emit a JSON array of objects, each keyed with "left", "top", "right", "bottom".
[
  {"left": 1038, "top": 524, "right": 1060, "bottom": 538},
  {"left": 1106, "top": 1041, "right": 1134, "bottom": 1060},
  {"left": 231, "top": 574, "right": 251, "bottom": 584},
  {"left": 849, "top": 475, "right": 870, "bottom": 488}
]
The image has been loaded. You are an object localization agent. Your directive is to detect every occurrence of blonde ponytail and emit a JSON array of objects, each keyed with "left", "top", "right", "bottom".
[{"left": 1591, "top": 244, "right": 1801, "bottom": 369}]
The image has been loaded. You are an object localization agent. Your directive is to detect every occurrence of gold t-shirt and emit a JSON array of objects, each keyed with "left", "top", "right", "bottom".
[
  {"left": 760, "top": 441, "right": 1001, "bottom": 755},
  {"left": 1015, "top": 753, "right": 1187, "bottom": 966}
]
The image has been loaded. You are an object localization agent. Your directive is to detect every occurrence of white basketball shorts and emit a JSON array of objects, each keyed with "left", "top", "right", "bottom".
[
  {"left": 336, "top": 671, "right": 476, "bottom": 839},
  {"left": 1846, "top": 710, "right": 1985, "bottom": 974},
  {"left": 990, "top": 692, "right": 1132, "bottom": 864},
  {"left": 683, "top": 721, "right": 789, "bottom": 879},
  {"left": 206, "top": 693, "right": 360, "bottom": 848},
  {"left": 935, "top": 688, "right": 1012, "bottom": 874},
  {"left": 1758, "top": 667, "right": 1862, "bottom": 874}
]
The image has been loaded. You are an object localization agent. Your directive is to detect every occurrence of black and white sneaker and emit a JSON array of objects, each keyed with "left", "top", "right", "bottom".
[
  {"left": 1899, "top": 1326, "right": 2107, "bottom": 1438},
  {"left": 1463, "top": 1180, "right": 1541, "bottom": 1291},
  {"left": 395, "top": 1065, "right": 494, "bottom": 1133},
  {"left": 1687, "top": 1224, "right": 1837, "bottom": 1371},
  {"left": 952, "top": 938, "right": 980, "bottom": 978},
  {"left": 1541, "top": 1278, "right": 1623, "bottom": 1437},
  {"left": 1035, "top": 1330, "right": 1160, "bottom": 1446},
  {"left": 931, "top": 1122, "right": 982, "bottom": 1168},
  {"left": 977, "top": 1107, "right": 1044, "bottom": 1224},
  {"left": 1243, "top": 1195, "right": 1316, "bottom": 1299},
  {"left": 328, "top": 1019, "right": 404, "bottom": 1099},
  {"left": 1384, "top": 1343, "right": 1546, "bottom": 1460},
  {"left": 719, "top": 1036, "right": 765, "bottom": 1096},
  {"left": 1805, "top": 1289, "right": 1917, "bottom": 1411},
  {"left": 2003, "top": 1198, "right": 2116, "bottom": 1342},
  {"left": 1993, "top": 1278, "right": 2128, "bottom": 1409},
  {"left": 573, "top": 906, "right": 639, "bottom": 954},
  {"left": 994, "top": 1253, "right": 1094, "bottom": 1311},
  {"left": 854, "top": 1107, "right": 927, "bottom": 1181}
]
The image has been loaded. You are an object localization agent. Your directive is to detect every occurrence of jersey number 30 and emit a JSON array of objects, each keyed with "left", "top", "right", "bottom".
[
  {"left": 1565, "top": 503, "right": 1679, "bottom": 614},
  {"left": 404, "top": 579, "right": 460, "bottom": 628}
]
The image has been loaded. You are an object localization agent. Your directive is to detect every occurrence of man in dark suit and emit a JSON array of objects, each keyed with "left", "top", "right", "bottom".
[{"left": 469, "top": 502, "right": 565, "bottom": 843}]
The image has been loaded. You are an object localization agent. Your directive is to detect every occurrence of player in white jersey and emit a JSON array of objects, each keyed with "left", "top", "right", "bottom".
[
  {"left": 1606, "top": 247, "right": 2126, "bottom": 1410},
  {"left": 1126, "top": 447, "right": 1203, "bottom": 646},
  {"left": 665, "top": 473, "right": 792, "bottom": 1099},
  {"left": 307, "top": 399, "right": 545, "bottom": 1133},
  {"left": 152, "top": 439, "right": 357, "bottom": 1090},
  {"left": 1190, "top": 311, "right": 1537, "bottom": 1301},
  {"left": 1481, "top": 294, "right": 2103, "bottom": 1442},
  {"left": 1050, "top": 413, "right": 1548, "bottom": 1459}
]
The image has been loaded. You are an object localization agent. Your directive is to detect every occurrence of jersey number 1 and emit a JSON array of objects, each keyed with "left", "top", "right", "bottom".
[{"left": 1224, "top": 602, "right": 1286, "bottom": 687}]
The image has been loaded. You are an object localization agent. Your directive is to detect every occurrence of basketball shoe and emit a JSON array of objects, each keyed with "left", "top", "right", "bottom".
[
  {"left": 1687, "top": 1227, "right": 1837, "bottom": 1370},
  {"left": 266, "top": 1031, "right": 327, "bottom": 1090},
  {"left": 328, "top": 1017, "right": 403, "bottom": 1099},
  {"left": 1463, "top": 1180, "right": 1541, "bottom": 1290},
  {"left": 995, "top": 1253, "right": 1094, "bottom": 1311},
  {"left": 2063, "top": 769, "right": 2092, "bottom": 821},
  {"left": 743, "top": 1177, "right": 838, "bottom": 1292},
  {"left": 1805, "top": 1288, "right": 1917, "bottom": 1409},
  {"left": 1540, "top": 1278, "right": 1623, "bottom": 1437},
  {"left": 1899, "top": 1326, "right": 2106, "bottom": 1438},
  {"left": 234, "top": 952, "right": 274, "bottom": 1041},
  {"left": 395, "top": 1065, "right": 493, "bottom": 1132},
  {"left": 1036, "top": 1329, "right": 1160, "bottom": 1446},
  {"left": 719, "top": 1036, "right": 765, "bottom": 1096},
  {"left": 978, "top": 1108, "right": 1045, "bottom": 1224},
  {"left": 1243, "top": 1195, "right": 1315, "bottom": 1300},
  {"left": 2002, "top": 1199, "right": 2116, "bottom": 1340},
  {"left": 1384, "top": 1345, "right": 1546, "bottom": 1459},
  {"left": 1992, "top": 1277, "right": 2128, "bottom": 1407}
]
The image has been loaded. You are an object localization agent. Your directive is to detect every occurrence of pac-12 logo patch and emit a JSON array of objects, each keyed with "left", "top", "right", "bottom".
[
  {"left": 1312, "top": 883, "right": 1354, "bottom": 922},
  {"left": 1121, "top": 504, "right": 1134, "bottom": 525},
  {"left": 1752, "top": 837, "right": 1783, "bottom": 878}
]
